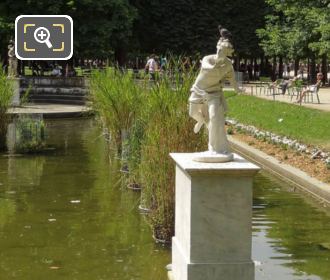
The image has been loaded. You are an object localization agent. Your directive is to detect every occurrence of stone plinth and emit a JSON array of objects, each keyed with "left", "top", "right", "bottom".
[{"left": 170, "top": 153, "right": 260, "bottom": 280}]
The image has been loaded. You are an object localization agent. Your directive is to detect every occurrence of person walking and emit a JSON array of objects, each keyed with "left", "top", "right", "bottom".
[{"left": 145, "top": 54, "right": 158, "bottom": 80}]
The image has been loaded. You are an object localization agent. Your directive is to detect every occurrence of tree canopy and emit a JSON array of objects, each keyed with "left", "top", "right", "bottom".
[
  {"left": 0, "top": 0, "right": 136, "bottom": 59},
  {"left": 0, "top": 0, "right": 329, "bottom": 66},
  {"left": 257, "top": 0, "right": 330, "bottom": 59},
  {"left": 131, "top": 0, "right": 267, "bottom": 57}
]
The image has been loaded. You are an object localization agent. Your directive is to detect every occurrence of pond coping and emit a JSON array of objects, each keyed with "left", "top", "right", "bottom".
[
  {"left": 229, "top": 136, "right": 330, "bottom": 207},
  {"left": 7, "top": 103, "right": 93, "bottom": 119}
]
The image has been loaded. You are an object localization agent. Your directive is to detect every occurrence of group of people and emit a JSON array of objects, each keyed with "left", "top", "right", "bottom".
[
  {"left": 144, "top": 55, "right": 194, "bottom": 80},
  {"left": 269, "top": 72, "right": 324, "bottom": 103},
  {"left": 145, "top": 55, "right": 170, "bottom": 78},
  {"left": 30, "top": 62, "right": 77, "bottom": 77}
]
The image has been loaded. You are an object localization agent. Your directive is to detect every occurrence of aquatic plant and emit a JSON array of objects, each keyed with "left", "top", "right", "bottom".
[
  {"left": 13, "top": 115, "right": 46, "bottom": 153},
  {"left": 0, "top": 66, "right": 13, "bottom": 151},
  {"left": 90, "top": 68, "right": 145, "bottom": 151},
  {"left": 92, "top": 59, "right": 206, "bottom": 242},
  {"left": 136, "top": 60, "right": 206, "bottom": 242}
]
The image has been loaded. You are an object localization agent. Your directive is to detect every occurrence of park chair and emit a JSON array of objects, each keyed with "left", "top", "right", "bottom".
[
  {"left": 290, "top": 79, "right": 303, "bottom": 101},
  {"left": 304, "top": 84, "right": 321, "bottom": 104},
  {"left": 265, "top": 79, "right": 282, "bottom": 98},
  {"left": 286, "top": 81, "right": 296, "bottom": 97},
  {"left": 256, "top": 76, "right": 272, "bottom": 95},
  {"left": 273, "top": 79, "right": 284, "bottom": 95}
]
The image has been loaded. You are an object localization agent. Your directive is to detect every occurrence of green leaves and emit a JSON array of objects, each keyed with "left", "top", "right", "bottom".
[
  {"left": 0, "top": 66, "right": 13, "bottom": 150},
  {"left": 258, "top": 0, "right": 330, "bottom": 59},
  {"left": 131, "top": 0, "right": 267, "bottom": 57},
  {"left": 0, "top": 0, "right": 136, "bottom": 59}
]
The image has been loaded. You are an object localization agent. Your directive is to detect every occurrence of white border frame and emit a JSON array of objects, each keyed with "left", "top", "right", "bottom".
[{"left": 15, "top": 15, "right": 73, "bottom": 60}]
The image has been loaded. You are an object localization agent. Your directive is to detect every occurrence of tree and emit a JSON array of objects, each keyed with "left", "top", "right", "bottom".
[
  {"left": 258, "top": 0, "right": 330, "bottom": 82},
  {"left": 1, "top": 0, "right": 269, "bottom": 64},
  {"left": 131, "top": 0, "right": 267, "bottom": 58},
  {"left": 0, "top": 0, "right": 136, "bottom": 63}
]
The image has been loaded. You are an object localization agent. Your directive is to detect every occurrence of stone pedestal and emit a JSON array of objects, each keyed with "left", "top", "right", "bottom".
[{"left": 169, "top": 153, "right": 260, "bottom": 280}]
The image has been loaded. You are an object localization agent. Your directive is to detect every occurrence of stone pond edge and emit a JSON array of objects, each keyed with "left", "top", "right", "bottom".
[{"left": 228, "top": 136, "right": 330, "bottom": 207}]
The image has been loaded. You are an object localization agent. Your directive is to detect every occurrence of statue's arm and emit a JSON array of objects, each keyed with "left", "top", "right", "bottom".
[{"left": 227, "top": 68, "right": 241, "bottom": 92}]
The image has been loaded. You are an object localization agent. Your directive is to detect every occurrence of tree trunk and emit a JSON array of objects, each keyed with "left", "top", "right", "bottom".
[
  {"left": 253, "top": 58, "right": 258, "bottom": 80},
  {"left": 307, "top": 57, "right": 310, "bottom": 81},
  {"left": 294, "top": 58, "right": 299, "bottom": 76},
  {"left": 234, "top": 55, "right": 240, "bottom": 72},
  {"left": 271, "top": 56, "right": 277, "bottom": 81},
  {"left": 310, "top": 54, "right": 316, "bottom": 84},
  {"left": 278, "top": 56, "right": 283, "bottom": 79},
  {"left": 115, "top": 47, "right": 127, "bottom": 67},
  {"left": 260, "top": 56, "right": 266, "bottom": 77},
  {"left": 321, "top": 54, "right": 327, "bottom": 85}
]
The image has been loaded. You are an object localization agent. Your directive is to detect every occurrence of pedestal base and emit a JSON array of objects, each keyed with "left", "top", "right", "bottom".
[
  {"left": 192, "top": 151, "right": 234, "bottom": 163},
  {"left": 170, "top": 153, "right": 260, "bottom": 280},
  {"left": 172, "top": 237, "right": 254, "bottom": 280}
]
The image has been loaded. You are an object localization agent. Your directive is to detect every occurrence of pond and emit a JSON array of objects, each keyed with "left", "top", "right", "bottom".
[{"left": 0, "top": 118, "right": 329, "bottom": 279}]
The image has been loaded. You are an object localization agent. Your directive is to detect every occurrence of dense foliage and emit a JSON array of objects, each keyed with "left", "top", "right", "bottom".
[
  {"left": 258, "top": 0, "right": 330, "bottom": 57},
  {"left": 257, "top": 0, "right": 330, "bottom": 80},
  {"left": 0, "top": 0, "right": 136, "bottom": 60},
  {"left": 0, "top": 0, "right": 329, "bottom": 71},
  {"left": 0, "top": 0, "right": 266, "bottom": 60},
  {"left": 90, "top": 66, "right": 206, "bottom": 242},
  {"left": 0, "top": 65, "right": 12, "bottom": 150},
  {"left": 131, "top": 0, "right": 267, "bottom": 57}
]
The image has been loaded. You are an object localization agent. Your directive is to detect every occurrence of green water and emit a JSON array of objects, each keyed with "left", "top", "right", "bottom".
[
  {"left": 0, "top": 118, "right": 330, "bottom": 280},
  {"left": 0, "top": 119, "right": 169, "bottom": 279},
  {"left": 253, "top": 174, "right": 330, "bottom": 280}
]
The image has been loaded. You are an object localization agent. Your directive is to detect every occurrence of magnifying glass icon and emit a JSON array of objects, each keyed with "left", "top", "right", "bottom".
[{"left": 34, "top": 27, "right": 53, "bottom": 49}]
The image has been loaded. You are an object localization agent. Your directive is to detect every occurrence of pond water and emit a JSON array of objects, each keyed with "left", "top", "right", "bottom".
[{"left": 0, "top": 118, "right": 329, "bottom": 280}]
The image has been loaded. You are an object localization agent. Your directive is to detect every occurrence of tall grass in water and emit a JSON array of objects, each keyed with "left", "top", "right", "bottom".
[
  {"left": 0, "top": 66, "right": 13, "bottom": 151},
  {"left": 13, "top": 115, "right": 46, "bottom": 153},
  {"left": 137, "top": 60, "right": 206, "bottom": 242},
  {"left": 90, "top": 68, "right": 144, "bottom": 151},
  {"left": 91, "top": 61, "right": 206, "bottom": 242}
]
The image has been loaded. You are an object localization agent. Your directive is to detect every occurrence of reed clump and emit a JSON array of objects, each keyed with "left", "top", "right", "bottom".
[
  {"left": 0, "top": 66, "right": 13, "bottom": 151},
  {"left": 90, "top": 68, "right": 145, "bottom": 150},
  {"left": 13, "top": 115, "right": 46, "bottom": 153},
  {"left": 91, "top": 60, "right": 206, "bottom": 243}
]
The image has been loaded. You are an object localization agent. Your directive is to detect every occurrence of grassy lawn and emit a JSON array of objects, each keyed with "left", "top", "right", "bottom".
[{"left": 225, "top": 92, "right": 330, "bottom": 151}]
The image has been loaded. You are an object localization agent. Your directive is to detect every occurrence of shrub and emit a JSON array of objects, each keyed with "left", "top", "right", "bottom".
[
  {"left": 0, "top": 66, "right": 13, "bottom": 151},
  {"left": 90, "top": 68, "right": 145, "bottom": 152},
  {"left": 13, "top": 115, "right": 46, "bottom": 153},
  {"left": 92, "top": 60, "right": 207, "bottom": 242},
  {"left": 136, "top": 61, "right": 206, "bottom": 242}
]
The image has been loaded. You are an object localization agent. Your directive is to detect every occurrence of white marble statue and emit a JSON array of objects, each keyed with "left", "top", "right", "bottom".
[
  {"left": 189, "top": 28, "right": 242, "bottom": 162},
  {"left": 8, "top": 40, "right": 18, "bottom": 78}
]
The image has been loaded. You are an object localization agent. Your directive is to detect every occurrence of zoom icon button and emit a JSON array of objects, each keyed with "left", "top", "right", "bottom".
[
  {"left": 34, "top": 27, "right": 53, "bottom": 48},
  {"left": 15, "top": 15, "right": 73, "bottom": 60}
]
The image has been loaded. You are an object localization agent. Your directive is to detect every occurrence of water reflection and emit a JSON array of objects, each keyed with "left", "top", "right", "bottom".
[
  {"left": 253, "top": 173, "right": 330, "bottom": 280},
  {"left": 0, "top": 119, "right": 169, "bottom": 280},
  {"left": 0, "top": 198, "right": 16, "bottom": 229}
]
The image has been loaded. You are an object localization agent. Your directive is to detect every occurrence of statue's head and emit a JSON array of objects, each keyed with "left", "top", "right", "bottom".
[{"left": 217, "top": 40, "right": 234, "bottom": 60}]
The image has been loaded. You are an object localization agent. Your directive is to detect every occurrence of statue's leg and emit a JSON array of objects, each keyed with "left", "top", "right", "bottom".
[
  {"left": 189, "top": 102, "right": 208, "bottom": 133},
  {"left": 207, "top": 97, "right": 230, "bottom": 153}
]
